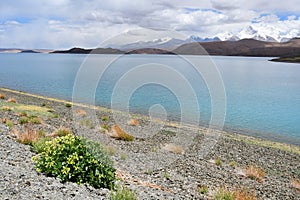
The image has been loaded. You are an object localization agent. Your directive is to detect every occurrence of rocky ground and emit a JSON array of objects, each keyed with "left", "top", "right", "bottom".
[{"left": 0, "top": 88, "right": 299, "bottom": 199}]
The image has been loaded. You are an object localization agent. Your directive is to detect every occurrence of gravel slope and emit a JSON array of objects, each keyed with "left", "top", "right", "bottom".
[{"left": 0, "top": 88, "right": 299, "bottom": 199}]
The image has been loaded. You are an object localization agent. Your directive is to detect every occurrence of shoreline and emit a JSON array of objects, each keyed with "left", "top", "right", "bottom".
[
  {"left": 0, "top": 87, "right": 300, "bottom": 199},
  {"left": 0, "top": 87, "right": 299, "bottom": 151}
]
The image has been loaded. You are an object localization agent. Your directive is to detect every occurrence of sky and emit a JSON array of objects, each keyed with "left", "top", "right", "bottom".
[{"left": 1, "top": 0, "right": 300, "bottom": 49}]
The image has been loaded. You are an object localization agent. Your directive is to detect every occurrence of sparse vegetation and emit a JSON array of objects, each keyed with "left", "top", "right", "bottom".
[
  {"left": 215, "top": 158, "right": 222, "bottom": 166},
  {"left": 19, "top": 116, "right": 29, "bottom": 124},
  {"left": 1, "top": 106, "right": 12, "bottom": 111},
  {"left": 215, "top": 188, "right": 235, "bottom": 200},
  {"left": 245, "top": 165, "right": 265, "bottom": 182},
  {"left": 55, "top": 127, "right": 72, "bottom": 137},
  {"left": 198, "top": 185, "right": 208, "bottom": 195},
  {"left": 215, "top": 187, "right": 256, "bottom": 200},
  {"left": 18, "top": 111, "right": 27, "bottom": 117},
  {"left": 101, "top": 124, "right": 110, "bottom": 130},
  {"left": 29, "top": 116, "right": 42, "bottom": 124},
  {"left": 229, "top": 161, "right": 236, "bottom": 167},
  {"left": 2, "top": 118, "right": 14, "bottom": 129},
  {"left": 110, "top": 185, "right": 137, "bottom": 200},
  {"left": 101, "top": 116, "right": 109, "bottom": 122},
  {"left": 163, "top": 170, "right": 170, "bottom": 180},
  {"left": 120, "top": 153, "right": 127, "bottom": 160}
]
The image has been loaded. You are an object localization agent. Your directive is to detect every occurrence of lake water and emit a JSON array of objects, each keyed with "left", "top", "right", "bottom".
[{"left": 0, "top": 53, "right": 299, "bottom": 145}]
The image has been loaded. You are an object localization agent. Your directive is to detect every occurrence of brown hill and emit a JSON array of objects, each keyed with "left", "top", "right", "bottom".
[
  {"left": 125, "top": 48, "right": 175, "bottom": 55},
  {"left": 174, "top": 38, "right": 300, "bottom": 57},
  {"left": 51, "top": 47, "right": 124, "bottom": 54}
]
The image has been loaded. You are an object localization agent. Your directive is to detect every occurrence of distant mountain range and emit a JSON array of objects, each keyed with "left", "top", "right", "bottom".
[
  {"left": 49, "top": 38, "right": 300, "bottom": 58},
  {"left": 104, "top": 25, "right": 300, "bottom": 50},
  {"left": 1, "top": 36, "right": 300, "bottom": 60},
  {"left": 174, "top": 38, "right": 300, "bottom": 57}
]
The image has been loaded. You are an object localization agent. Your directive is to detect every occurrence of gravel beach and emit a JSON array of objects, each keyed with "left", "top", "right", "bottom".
[{"left": 0, "top": 88, "right": 299, "bottom": 199}]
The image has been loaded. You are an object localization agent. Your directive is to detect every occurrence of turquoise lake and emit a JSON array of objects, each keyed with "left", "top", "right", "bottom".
[{"left": 0, "top": 53, "right": 299, "bottom": 145}]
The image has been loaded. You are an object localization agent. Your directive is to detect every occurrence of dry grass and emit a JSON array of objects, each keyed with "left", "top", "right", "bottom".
[
  {"left": 1, "top": 106, "right": 12, "bottom": 111},
  {"left": 75, "top": 109, "right": 87, "bottom": 117},
  {"left": 13, "top": 128, "right": 43, "bottom": 145},
  {"left": 29, "top": 117, "right": 42, "bottom": 124},
  {"left": 103, "top": 145, "right": 117, "bottom": 156},
  {"left": 7, "top": 97, "right": 17, "bottom": 103},
  {"left": 48, "top": 127, "right": 72, "bottom": 137},
  {"left": 0, "top": 93, "right": 6, "bottom": 99},
  {"left": 108, "top": 125, "right": 134, "bottom": 141},
  {"left": 162, "top": 143, "right": 184, "bottom": 154},
  {"left": 233, "top": 188, "right": 256, "bottom": 200},
  {"left": 215, "top": 188, "right": 256, "bottom": 200},
  {"left": 291, "top": 179, "right": 300, "bottom": 191},
  {"left": 127, "top": 119, "right": 139, "bottom": 126},
  {"left": 244, "top": 165, "right": 265, "bottom": 182}
]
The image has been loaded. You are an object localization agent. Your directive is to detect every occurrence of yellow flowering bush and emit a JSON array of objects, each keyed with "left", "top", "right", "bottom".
[{"left": 32, "top": 134, "right": 115, "bottom": 189}]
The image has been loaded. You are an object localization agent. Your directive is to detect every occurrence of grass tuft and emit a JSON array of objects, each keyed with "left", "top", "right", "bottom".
[
  {"left": 110, "top": 185, "right": 137, "bottom": 200},
  {"left": 215, "top": 188, "right": 235, "bottom": 200},
  {"left": 0, "top": 93, "right": 6, "bottom": 99},
  {"left": 65, "top": 102, "right": 72, "bottom": 108},
  {"left": 13, "top": 128, "right": 44, "bottom": 145},
  {"left": 215, "top": 158, "right": 222, "bottom": 166},
  {"left": 245, "top": 165, "right": 265, "bottom": 182},
  {"left": 19, "top": 116, "right": 29, "bottom": 124},
  {"left": 198, "top": 185, "right": 209, "bottom": 195},
  {"left": 108, "top": 125, "right": 134, "bottom": 141}
]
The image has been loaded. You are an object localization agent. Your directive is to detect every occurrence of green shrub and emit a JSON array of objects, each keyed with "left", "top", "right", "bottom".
[
  {"left": 19, "top": 116, "right": 29, "bottom": 124},
  {"left": 32, "top": 137, "right": 51, "bottom": 153},
  {"left": 4, "top": 119, "right": 14, "bottom": 129},
  {"left": 101, "top": 116, "right": 109, "bottom": 122},
  {"left": 215, "top": 188, "right": 235, "bottom": 200},
  {"left": 110, "top": 185, "right": 137, "bottom": 200},
  {"left": 32, "top": 135, "right": 115, "bottom": 189},
  {"left": 215, "top": 158, "right": 222, "bottom": 166},
  {"left": 198, "top": 185, "right": 208, "bottom": 194},
  {"left": 65, "top": 103, "right": 72, "bottom": 108},
  {"left": 56, "top": 128, "right": 72, "bottom": 137}
]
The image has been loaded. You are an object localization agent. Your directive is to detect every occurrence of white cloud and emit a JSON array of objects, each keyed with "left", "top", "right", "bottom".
[{"left": 0, "top": 0, "right": 300, "bottom": 48}]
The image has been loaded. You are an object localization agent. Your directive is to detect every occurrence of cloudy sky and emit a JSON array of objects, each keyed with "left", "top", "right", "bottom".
[{"left": 1, "top": 0, "right": 300, "bottom": 49}]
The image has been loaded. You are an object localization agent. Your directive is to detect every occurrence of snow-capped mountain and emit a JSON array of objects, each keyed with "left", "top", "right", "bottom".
[
  {"left": 236, "top": 25, "right": 300, "bottom": 42},
  {"left": 104, "top": 25, "right": 300, "bottom": 50},
  {"left": 106, "top": 37, "right": 186, "bottom": 50}
]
